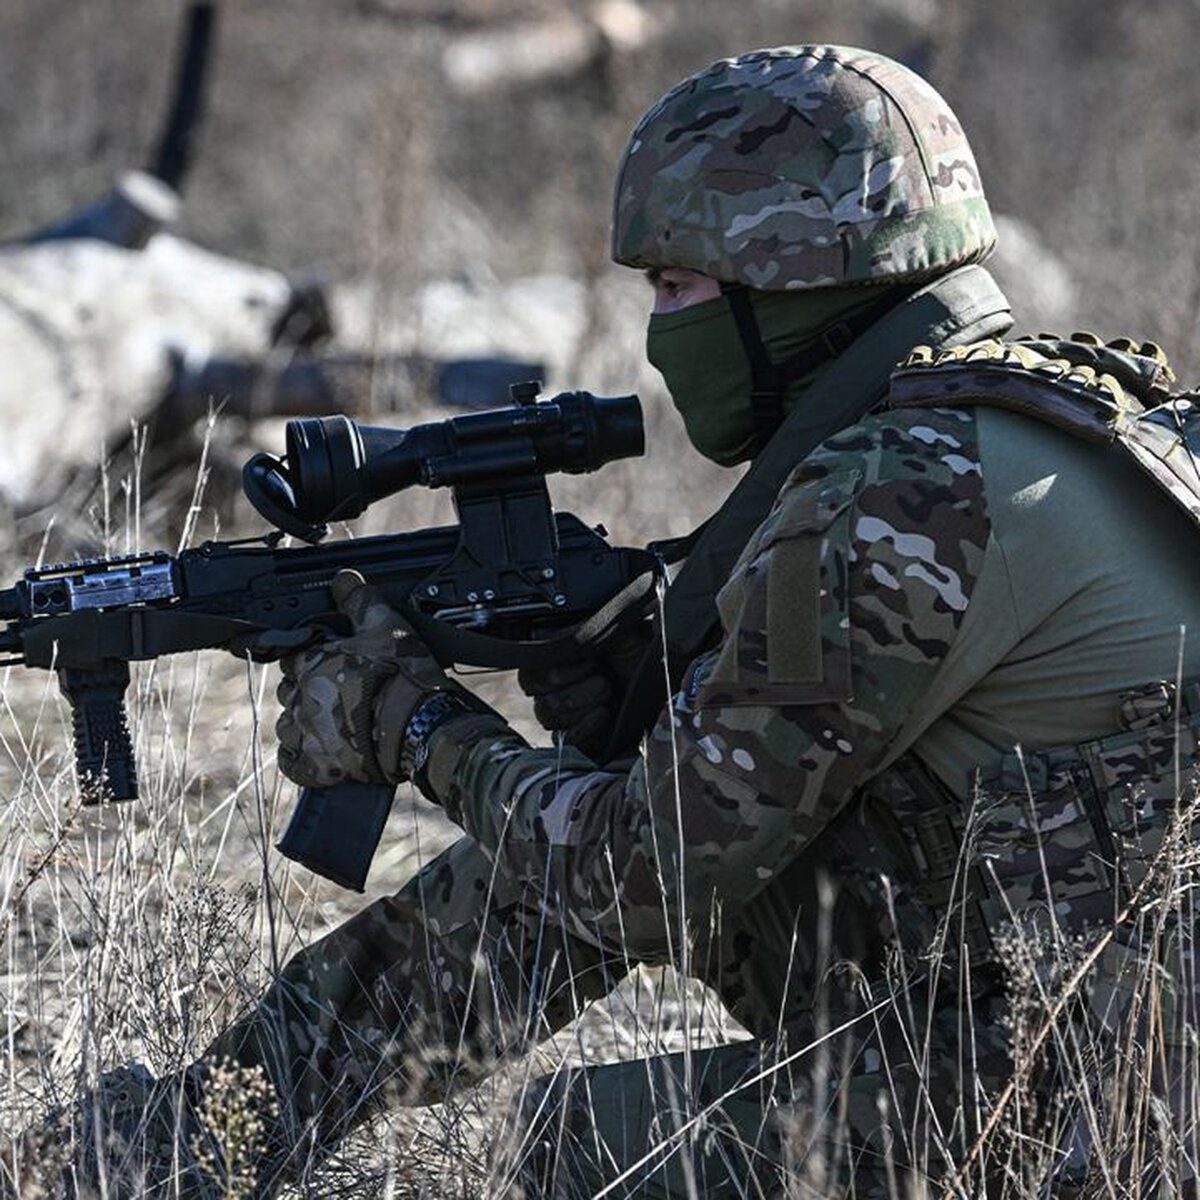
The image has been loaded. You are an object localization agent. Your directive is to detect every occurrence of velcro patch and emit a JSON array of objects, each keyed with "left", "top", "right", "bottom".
[{"left": 700, "top": 468, "right": 861, "bottom": 707}]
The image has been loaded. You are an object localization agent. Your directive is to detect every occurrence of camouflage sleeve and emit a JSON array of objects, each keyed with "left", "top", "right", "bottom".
[{"left": 422, "top": 407, "right": 991, "bottom": 961}]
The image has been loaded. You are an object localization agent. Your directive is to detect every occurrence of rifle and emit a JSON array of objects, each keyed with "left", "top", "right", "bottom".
[{"left": 0, "top": 384, "right": 653, "bottom": 891}]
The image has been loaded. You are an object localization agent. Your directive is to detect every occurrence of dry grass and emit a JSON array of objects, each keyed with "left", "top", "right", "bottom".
[
  {"left": 0, "top": 412, "right": 1196, "bottom": 1200},
  {"left": 0, "top": 403, "right": 745, "bottom": 1197}
]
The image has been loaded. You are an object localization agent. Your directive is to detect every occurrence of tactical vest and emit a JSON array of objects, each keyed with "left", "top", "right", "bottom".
[{"left": 845, "top": 332, "right": 1200, "bottom": 971}]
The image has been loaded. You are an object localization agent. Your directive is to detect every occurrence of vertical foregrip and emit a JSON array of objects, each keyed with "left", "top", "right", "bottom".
[{"left": 58, "top": 663, "right": 138, "bottom": 803}]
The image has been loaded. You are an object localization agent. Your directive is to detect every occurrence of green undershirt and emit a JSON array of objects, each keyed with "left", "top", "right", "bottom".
[{"left": 905, "top": 404, "right": 1200, "bottom": 793}]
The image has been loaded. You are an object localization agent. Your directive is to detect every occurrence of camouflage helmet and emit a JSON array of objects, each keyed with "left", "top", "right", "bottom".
[{"left": 612, "top": 45, "right": 996, "bottom": 290}]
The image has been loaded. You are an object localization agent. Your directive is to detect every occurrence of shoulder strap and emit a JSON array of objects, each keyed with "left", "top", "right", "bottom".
[
  {"left": 601, "top": 264, "right": 1014, "bottom": 761},
  {"left": 887, "top": 332, "right": 1200, "bottom": 535},
  {"left": 720, "top": 281, "right": 901, "bottom": 440}
]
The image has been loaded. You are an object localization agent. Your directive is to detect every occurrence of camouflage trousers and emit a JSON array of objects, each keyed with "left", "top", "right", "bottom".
[
  {"left": 200, "top": 830, "right": 1196, "bottom": 1198},
  {"left": 205, "top": 833, "right": 627, "bottom": 1190},
  {"left": 502, "top": 941, "right": 1200, "bottom": 1200},
  {"left": 505, "top": 989, "right": 1022, "bottom": 1200}
]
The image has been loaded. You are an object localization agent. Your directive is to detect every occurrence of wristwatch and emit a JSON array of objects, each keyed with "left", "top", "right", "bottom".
[{"left": 398, "top": 690, "right": 478, "bottom": 783}]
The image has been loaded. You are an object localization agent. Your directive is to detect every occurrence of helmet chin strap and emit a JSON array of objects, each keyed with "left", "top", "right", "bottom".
[{"left": 719, "top": 282, "right": 904, "bottom": 445}]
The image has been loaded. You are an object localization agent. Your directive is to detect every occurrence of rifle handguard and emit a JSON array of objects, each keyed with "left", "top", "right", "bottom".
[{"left": 59, "top": 664, "right": 138, "bottom": 802}]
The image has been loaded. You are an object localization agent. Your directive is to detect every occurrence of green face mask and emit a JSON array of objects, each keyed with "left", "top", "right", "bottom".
[
  {"left": 646, "top": 286, "right": 897, "bottom": 466},
  {"left": 646, "top": 295, "right": 758, "bottom": 466}
]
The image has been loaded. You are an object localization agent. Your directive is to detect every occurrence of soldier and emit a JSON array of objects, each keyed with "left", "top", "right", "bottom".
[{"left": 20, "top": 44, "right": 1200, "bottom": 1199}]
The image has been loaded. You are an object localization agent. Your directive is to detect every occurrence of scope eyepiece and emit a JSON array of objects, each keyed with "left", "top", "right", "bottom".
[{"left": 242, "top": 388, "right": 644, "bottom": 540}]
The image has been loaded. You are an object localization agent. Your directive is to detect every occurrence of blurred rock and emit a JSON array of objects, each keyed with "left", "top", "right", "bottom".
[
  {"left": 592, "top": 0, "right": 658, "bottom": 52},
  {"left": 0, "top": 232, "right": 295, "bottom": 510},
  {"left": 333, "top": 272, "right": 588, "bottom": 393},
  {"left": 443, "top": 15, "right": 601, "bottom": 93},
  {"left": 442, "top": 0, "right": 655, "bottom": 94},
  {"left": 988, "top": 214, "right": 1077, "bottom": 335},
  {"left": 359, "top": 0, "right": 559, "bottom": 22}
]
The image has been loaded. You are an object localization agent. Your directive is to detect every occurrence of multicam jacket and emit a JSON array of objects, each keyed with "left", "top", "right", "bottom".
[
  {"left": 420, "top": 332, "right": 1200, "bottom": 1034},
  {"left": 203, "top": 295, "right": 1200, "bottom": 1199}
]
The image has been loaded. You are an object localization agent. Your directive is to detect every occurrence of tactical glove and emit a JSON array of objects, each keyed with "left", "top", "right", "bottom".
[
  {"left": 517, "top": 618, "right": 655, "bottom": 760},
  {"left": 275, "top": 570, "right": 459, "bottom": 789},
  {"left": 2, "top": 1061, "right": 260, "bottom": 1200}
]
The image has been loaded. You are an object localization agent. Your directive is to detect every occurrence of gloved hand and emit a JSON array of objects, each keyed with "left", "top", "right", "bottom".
[
  {"left": 3, "top": 1062, "right": 239, "bottom": 1200},
  {"left": 275, "top": 570, "right": 453, "bottom": 789},
  {"left": 518, "top": 619, "right": 655, "bottom": 759}
]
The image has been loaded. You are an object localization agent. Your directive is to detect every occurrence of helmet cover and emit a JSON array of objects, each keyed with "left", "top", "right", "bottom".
[{"left": 612, "top": 45, "right": 996, "bottom": 289}]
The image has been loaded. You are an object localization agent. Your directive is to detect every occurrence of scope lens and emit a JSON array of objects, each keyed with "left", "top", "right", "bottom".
[{"left": 286, "top": 416, "right": 367, "bottom": 523}]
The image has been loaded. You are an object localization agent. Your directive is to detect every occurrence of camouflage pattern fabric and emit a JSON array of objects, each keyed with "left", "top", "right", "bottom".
[
  {"left": 209, "top": 383, "right": 1200, "bottom": 1197},
  {"left": 204, "top": 833, "right": 628, "bottom": 1189},
  {"left": 422, "top": 405, "right": 990, "bottom": 966},
  {"left": 5, "top": 1062, "right": 245, "bottom": 1199},
  {"left": 846, "top": 697, "right": 1200, "bottom": 962},
  {"left": 275, "top": 569, "right": 459, "bottom": 788},
  {"left": 507, "top": 933, "right": 1200, "bottom": 1199},
  {"left": 507, "top": 983, "right": 1019, "bottom": 1199},
  {"left": 612, "top": 45, "right": 996, "bottom": 290},
  {"left": 859, "top": 717, "right": 1200, "bottom": 1198},
  {"left": 195, "top": 407, "right": 994, "bottom": 1196},
  {"left": 192, "top": 386, "right": 1200, "bottom": 1197},
  {"left": 193, "top": 329, "right": 1200, "bottom": 1195},
  {"left": 415, "top": 390, "right": 1200, "bottom": 1194}
]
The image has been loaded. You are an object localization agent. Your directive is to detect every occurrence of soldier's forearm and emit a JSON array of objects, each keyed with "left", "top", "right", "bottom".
[{"left": 417, "top": 696, "right": 808, "bottom": 962}]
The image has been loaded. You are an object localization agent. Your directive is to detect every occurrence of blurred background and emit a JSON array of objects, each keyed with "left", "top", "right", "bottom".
[
  {"left": 3, "top": 5, "right": 1200, "bottom": 1168},
  {"left": 1, "top": 0, "right": 1198, "bottom": 551}
]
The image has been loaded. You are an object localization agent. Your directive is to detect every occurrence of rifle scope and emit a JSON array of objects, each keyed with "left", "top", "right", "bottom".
[{"left": 243, "top": 386, "right": 644, "bottom": 541}]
